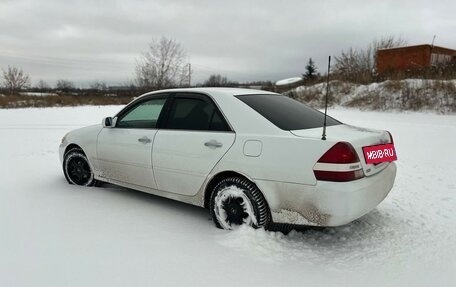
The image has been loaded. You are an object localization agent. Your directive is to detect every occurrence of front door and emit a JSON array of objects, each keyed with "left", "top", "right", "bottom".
[
  {"left": 153, "top": 93, "right": 235, "bottom": 196},
  {"left": 97, "top": 96, "right": 167, "bottom": 189}
]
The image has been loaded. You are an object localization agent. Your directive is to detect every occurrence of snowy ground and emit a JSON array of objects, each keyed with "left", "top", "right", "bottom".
[
  {"left": 0, "top": 106, "right": 455, "bottom": 287},
  {"left": 19, "top": 92, "right": 59, "bottom": 97}
]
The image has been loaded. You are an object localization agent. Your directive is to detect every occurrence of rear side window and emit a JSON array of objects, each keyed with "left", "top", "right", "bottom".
[
  {"left": 236, "top": 94, "right": 341, "bottom": 130},
  {"left": 165, "top": 98, "right": 230, "bottom": 131}
]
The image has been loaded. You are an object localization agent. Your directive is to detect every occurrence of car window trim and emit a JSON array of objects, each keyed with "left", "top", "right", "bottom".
[
  {"left": 113, "top": 93, "right": 170, "bottom": 129},
  {"left": 159, "top": 92, "right": 234, "bottom": 133}
]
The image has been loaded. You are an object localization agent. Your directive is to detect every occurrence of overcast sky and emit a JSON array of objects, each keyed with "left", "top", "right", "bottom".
[{"left": 0, "top": 0, "right": 455, "bottom": 87}]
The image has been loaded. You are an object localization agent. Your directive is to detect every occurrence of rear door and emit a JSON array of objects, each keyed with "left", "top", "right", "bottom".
[
  {"left": 97, "top": 95, "right": 168, "bottom": 188},
  {"left": 152, "top": 93, "right": 235, "bottom": 196}
]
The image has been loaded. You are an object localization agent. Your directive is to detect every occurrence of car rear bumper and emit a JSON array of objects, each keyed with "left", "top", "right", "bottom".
[{"left": 256, "top": 162, "right": 397, "bottom": 227}]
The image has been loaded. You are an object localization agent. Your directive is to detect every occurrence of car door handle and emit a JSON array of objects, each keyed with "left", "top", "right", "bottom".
[
  {"left": 138, "top": 136, "right": 151, "bottom": 144},
  {"left": 204, "top": 140, "right": 223, "bottom": 149}
]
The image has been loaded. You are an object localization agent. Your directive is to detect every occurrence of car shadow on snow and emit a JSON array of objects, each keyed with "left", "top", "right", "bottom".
[
  {"left": 55, "top": 176, "right": 213, "bottom": 230},
  {"left": 101, "top": 183, "right": 211, "bottom": 217}
]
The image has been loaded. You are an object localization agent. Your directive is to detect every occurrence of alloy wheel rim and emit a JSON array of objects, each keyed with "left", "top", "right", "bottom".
[
  {"left": 214, "top": 186, "right": 257, "bottom": 229},
  {"left": 66, "top": 154, "right": 93, "bottom": 185}
]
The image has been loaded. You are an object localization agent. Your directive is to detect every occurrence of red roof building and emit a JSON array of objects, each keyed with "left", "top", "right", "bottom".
[{"left": 376, "top": 44, "right": 456, "bottom": 75}]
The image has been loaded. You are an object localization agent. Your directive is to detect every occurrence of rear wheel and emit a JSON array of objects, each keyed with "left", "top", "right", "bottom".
[
  {"left": 210, "top": 176, "right": 270, "bottom": 230},
  {"left": 63, "top": 148, "right": 98, "bottom": 186}
]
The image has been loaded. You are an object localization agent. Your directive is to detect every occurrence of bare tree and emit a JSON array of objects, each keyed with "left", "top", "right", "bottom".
[
  {"left": 36, "top": 79, "right": 50, "bottom": 91},
  {"left": 204, "top": 74, "right": 230, "bottom": 87},
  {"left": 334, "top": 47, "right": 371, "bottom": 82},
  {"left": 1, "top": 66, "right": 31, "bottom": 95},
  {"left": 89, "top": 80, "right": 107, "bottom": 91},
  {"left": 56, "top": 79, "right": 75, "bottom": 92},
  {"left": 334, "top": 35, "right": 407, "bottom": 83},
  {"left": 135, "top": 37, "right": 189, "bottom": 90}
]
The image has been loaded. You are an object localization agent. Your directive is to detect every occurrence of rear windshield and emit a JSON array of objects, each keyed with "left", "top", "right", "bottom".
[{"left": 236, "top": 94, "right": 341, "bottom": 130}]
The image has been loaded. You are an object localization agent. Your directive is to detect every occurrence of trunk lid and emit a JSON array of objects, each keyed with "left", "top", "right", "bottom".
[{"left": 291, "top": 124, "right": 393, "bottom": 177}]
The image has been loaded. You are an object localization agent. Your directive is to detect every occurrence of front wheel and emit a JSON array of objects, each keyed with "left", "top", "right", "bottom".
[
  {"left": 63, "top": 147, "right": 98, "bottom": 186},
  {"left": 210, "top": 177, "right": 270, "bottom": 230}
]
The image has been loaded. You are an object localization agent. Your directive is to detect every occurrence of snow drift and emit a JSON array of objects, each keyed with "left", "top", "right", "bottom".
[{"left": 293, "top": 79, "right": 456, "bottom": 113}]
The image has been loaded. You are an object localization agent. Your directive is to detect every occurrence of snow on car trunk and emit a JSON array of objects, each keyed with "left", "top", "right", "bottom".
[{"left": 291, "top": 124, "right": 393, "bottom": 177}]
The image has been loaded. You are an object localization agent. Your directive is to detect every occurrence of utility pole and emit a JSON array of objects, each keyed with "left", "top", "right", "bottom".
[
  {"left": 188, "top": 63, "right": 191, "bottom": 87},
  {"left": 426, "top": 35, "right": 437, "bottom": 80},
  {"left": 430, "top": 35, "right": 436, "bottom": 66}
]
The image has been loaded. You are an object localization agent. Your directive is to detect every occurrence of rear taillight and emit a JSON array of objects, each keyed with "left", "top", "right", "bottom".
[
  {"left": 317, "top": 142, "right": 359, "bottom": 164},
  {"left": 313, "top": 142, "right": 365, "bottom": 182}
]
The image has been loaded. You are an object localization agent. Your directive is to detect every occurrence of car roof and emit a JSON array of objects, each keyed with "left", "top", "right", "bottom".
[
  {"left": 142, "top": 87, "right": 278, "bottom": 99},
  {"left": 130, "top": 87, "right": 287, "bottom": 136}
]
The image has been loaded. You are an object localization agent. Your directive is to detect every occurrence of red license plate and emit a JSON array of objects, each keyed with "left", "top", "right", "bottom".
[{"left": 362, "top": 143, "right": 397, "bottom": 164}]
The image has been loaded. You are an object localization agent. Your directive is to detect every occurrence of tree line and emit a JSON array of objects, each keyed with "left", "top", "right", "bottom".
[
  {"left": 2, "top": 35, "right": 455, "bottom": 95},
  {"left": 0, "top": 68, "right": 116, "bottom": 95}
]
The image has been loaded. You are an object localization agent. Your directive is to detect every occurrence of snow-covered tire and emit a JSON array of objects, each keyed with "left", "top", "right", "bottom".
[
  {"left": 210, "top": 176, "right": 270, "bottom": 230},
  {"left": 63, "top": 147, "right": 99, "bottom": 187}
]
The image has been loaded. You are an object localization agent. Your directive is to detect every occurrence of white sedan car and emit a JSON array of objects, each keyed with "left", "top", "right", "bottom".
[{"left": 59, "top": 88, "right": 397, "bottom": 230}]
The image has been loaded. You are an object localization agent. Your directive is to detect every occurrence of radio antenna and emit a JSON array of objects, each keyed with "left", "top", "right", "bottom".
[{"left": 321, "top": 55, "right": 331, "bottom": 140}]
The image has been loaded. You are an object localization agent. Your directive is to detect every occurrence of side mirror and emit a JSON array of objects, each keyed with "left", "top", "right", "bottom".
[{"left": 102, "top": 117, "right": 113, "bottom": 128}]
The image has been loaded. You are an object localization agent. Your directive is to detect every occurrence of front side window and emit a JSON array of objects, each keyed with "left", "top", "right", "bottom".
[
  {"left": 116, "top": 98, "right": 166, "bottom": 129},
  {"left": 165, "top": 97, "right": 230, "bottom": 131}
]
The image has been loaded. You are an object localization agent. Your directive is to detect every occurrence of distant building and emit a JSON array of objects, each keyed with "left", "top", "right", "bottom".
[{"left": 376, "top": 44, "right": 456, "bottom": 75}]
